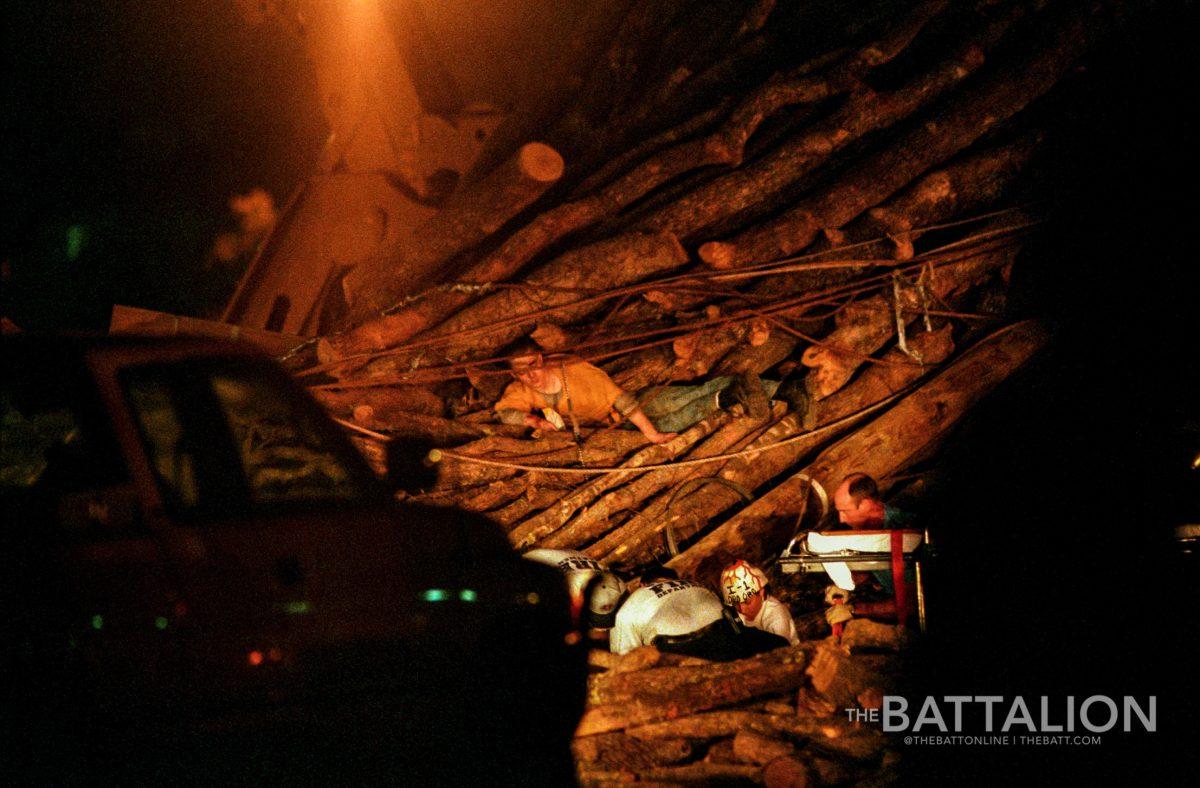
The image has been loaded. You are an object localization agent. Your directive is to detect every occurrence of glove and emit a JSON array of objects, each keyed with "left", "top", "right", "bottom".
[
  {"left": 824, "top": 585, "right": 852, "bottom": 606},
  {"left": 825, "top": 603, "right": 854, "bottom": 626}
]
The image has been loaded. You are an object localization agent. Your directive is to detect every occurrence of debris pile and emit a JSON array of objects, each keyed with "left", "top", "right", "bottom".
[{"left": 574, "top": 619, "right": 905, "bottom": 786}]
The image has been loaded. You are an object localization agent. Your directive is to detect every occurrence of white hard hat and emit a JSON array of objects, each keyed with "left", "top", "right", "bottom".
[
  {"left": 587, "top": 572, "right": 625, "bottom": 628},
  {"left": 720, "top": 560, "right": 768, "bottom": 605}
]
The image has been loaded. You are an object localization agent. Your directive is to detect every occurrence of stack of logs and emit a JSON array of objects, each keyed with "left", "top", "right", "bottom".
[
  {"left": 572, "top": 619, "right": 906, "bottom": 786},
  {"left": 281, "top": 2, "right": 1142, "bottom": 777},
  {"left": 286, "top": 0, "right": 1139, "bottom": 573}
]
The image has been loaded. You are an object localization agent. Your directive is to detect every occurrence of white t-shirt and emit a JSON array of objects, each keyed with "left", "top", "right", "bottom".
[
  {"left": 740, "top": 595, "right": 799, "bottom": 645},
  {"left": 609, "top": 579, "right": 725, "bottom": 655}
]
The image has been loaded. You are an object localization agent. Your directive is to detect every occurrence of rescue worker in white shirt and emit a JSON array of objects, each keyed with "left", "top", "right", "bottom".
[
  {"left": 719, "top": 560, "right": 800, "bottom": 646},
  {"left": 609, "top": 567, "right": 788, "bottom": 661},
  {"left": 523, "top": 548, "right": 626, "bottom": 631}
]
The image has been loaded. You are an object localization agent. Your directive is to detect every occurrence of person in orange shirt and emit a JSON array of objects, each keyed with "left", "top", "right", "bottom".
[
  {"left": 494, "top": 344, "right": 808, "bottom": 444},
  {"left": 494, "top": 346, "right": 677, "bottom": 444}
]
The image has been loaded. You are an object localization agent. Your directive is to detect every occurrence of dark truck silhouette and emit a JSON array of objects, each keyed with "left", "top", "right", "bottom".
[{"left": 1, "top": 335, "right": 585, "bottom": 785}]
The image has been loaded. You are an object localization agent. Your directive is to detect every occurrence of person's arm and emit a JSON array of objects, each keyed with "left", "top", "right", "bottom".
[
  {"left": 495, "top": 382, "right": 559, "bottom": 431},
  {"left": 626, "top": 406, "right": 677, "bottom": 445},
  {"left": 582, "top": 364, "right": 676, "bottom": 445}
]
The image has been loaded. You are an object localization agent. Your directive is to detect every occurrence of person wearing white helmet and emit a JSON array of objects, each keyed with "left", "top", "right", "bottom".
[
  {"left": 719, "top": 560, "right": 799, "bottom": 646},
  {"left": 523, "top": 548, "right": 626, "bottom": 630},
  {"left": 609, "top": 566, "right": 788, "bottom": 660}
]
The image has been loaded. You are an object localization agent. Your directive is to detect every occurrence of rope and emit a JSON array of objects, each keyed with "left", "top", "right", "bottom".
[
  {"left": 305, "top": 230, "right": 1022, "bottom": 391},
  {"left": 427, "top": 389, "right": 904, "bottom": 475},
  {"left": 297, "top": 212, "right": 1038, "bottom": 379}
]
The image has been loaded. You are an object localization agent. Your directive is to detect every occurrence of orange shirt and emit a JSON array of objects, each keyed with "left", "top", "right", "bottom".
[{"left": 494, "top": 359, "right": 634, "bottom": 424}]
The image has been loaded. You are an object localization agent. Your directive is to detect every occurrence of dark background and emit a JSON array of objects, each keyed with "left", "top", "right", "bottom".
[
  {"left": 4, "top": 0, "right": 1197, "bottom": 782},
  {"left": 2, "top": 1, "right": 325, "bottom": 329},
  {"left": 908, "top": 2, "right": 1199, "bottom": 782}
]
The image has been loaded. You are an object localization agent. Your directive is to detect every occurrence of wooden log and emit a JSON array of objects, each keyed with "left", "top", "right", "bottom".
[
  {"left": 540, "top": 404, "right": 781, "bottom": 551},
  {"left": 509, "top": 411, "right": 734, "bottom": 549},
  {"left": 571, "top": 733, "right": 693, "bottom": 770},
  {"left": 309, "top": 385, "right": 444, "bottom": 419},
  {"left": 840, "top": 618, "right": 906, "bottom": 653},
  {"left": 315, "top": 2, "right": 945, "bottom": 367},
  {"left": 703, "top": 0, "right": 949, "bottom": 169},
  {"left": 340, "top": 142, "right": 564, "bottom": 325},
  {"left": 637, "top": 763, "right": 762, "bottom": 783},
  {"left": 487, "top": 486, "right": 565, "bottom": 529},
  {"left": 702, "top": 737, "right": 739, "bottom": 764},
  {"left": 359, "top": 232, "right": 688, "bottom": 377},
  {"left": 699, "top": 1, "right": 1100, "bottom": 266},
  {"left": 456, "top": 478, "right": 529, "bottom": 513},
  {"left": 801, "top": 241, "right": 1019, "bottom": 399},
  {"left": 586, "top": 409, "right": 817, "bottom": 567},
  {"left": 428, "top": 430, "right": 648, "bottom": 489},
  {"left": 316, "top": 198, "right": 612, "bottom": 365},
  {"left": 588, "top": 647, "right": 801, "bottom": 707},
  {"left": 810, "top": 325, "right": 955, "bottom": 428},
  {"left": 109, "top": 304, "right": 304, "bottom": 356},
  {"left": 733, "top": 730, "right": 796, "bottom": 765},
  {"left": 578, "top": 646, "right": 811, "bottom": 735},
  {"left": 686, "top": 127, "right": 1038, "bottom": 379},
  {"left": 627, "top": 709, "right": 852, "bottom": 745},
  {"left": 588, "top": 646, "right": 710, "bottom": 675},
  {"left": 861, "top": 130, "right": 1043, "bottom": 257},
  {"left": 667, "top": 320, "right": 1048, "bottom": 583},
  {"left": 805, "top": 642, "right": 898, "bottom": 713},
  {"left": 639, "top": 0, "right": 1022, "bottom": 241},
  {"left": 592, "top": 0, "right": 941, "bottom": 172},
  {"left": 763, "top": 756, "right": 814, "bottom": 788},
  {"left": 810, "top": 755, "right": 855, "bottom": 787}
]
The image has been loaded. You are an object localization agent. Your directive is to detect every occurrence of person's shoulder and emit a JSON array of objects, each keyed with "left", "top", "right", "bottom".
[
  {"left": 564, "top": 357, "right": 612, "bottom": 377},
  {"left": 763, "top": 595, "right": 792, "bottom": 617}
]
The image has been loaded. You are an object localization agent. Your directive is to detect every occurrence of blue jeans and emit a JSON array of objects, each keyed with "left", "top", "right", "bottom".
[{"left": 637, "top": 377, "right": 780, "bottom": 433}]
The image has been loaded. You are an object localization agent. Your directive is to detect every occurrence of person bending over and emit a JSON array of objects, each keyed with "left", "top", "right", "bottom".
[
  {"left": 826, "top": 472, "right": 917, "bottom": 625},
  {"left": 609, "top": 567, "right": 787, "bottom": 661}
]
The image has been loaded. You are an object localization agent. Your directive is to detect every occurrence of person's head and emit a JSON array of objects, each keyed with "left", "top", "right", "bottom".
[
  {"left": 720, "top": 560, "right": 768, "bottom": 618},
  {"left": 833, "top": 472, "right": 885, "bottom": 528},
  {"left": 585, "top": 571, "right": 626, "bottom": 629},
  {"left": 508, "top": 342, "right": 553, "bottom": 390},
  {"left": 639, "top": 565, "right": 678, "bottom": 584}
]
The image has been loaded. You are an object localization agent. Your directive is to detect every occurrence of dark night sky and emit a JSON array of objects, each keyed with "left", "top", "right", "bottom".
[
  {"left": 2, "top": 2, "right": 1197, "bottom": 778},
  {"left": 3, "top": 1, "right": 326, "bottom": 329}
]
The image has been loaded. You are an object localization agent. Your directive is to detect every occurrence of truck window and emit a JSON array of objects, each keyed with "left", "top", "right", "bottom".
[
  {"left": 208, "top": 371, "right": 367, "bottom": 504},
  {"left": 123, "top": 373, "right": 201, "bottom": 509}
]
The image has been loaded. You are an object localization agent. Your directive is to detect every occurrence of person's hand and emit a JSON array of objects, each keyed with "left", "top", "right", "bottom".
[
  {"left": 824, "top": 585, "right": 852, "bottom": 605},
  {"left": 525, "top": 414, "right": 561, "bottom": 431},
  {"left": 825, "top": 603, "right": 853, "bottom": 626},
  {"left": 646, "top": 430, "right": 677, "bottom": 445}
]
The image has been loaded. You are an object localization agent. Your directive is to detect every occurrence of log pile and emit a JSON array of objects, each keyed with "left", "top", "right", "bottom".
[
  {"left": 572, "top": 622, "right": 904, "bottom": 786},
  {"left": 277, "top": 2, "right": 1146, "bottom": 779},
  {"left": 287, "top": 0, "right": 1135, "bottom": 567}
]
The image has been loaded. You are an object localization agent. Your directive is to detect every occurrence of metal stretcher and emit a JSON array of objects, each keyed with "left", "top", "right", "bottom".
[{"left": 778, "top": 528, "right": 932, "bottom": 633}]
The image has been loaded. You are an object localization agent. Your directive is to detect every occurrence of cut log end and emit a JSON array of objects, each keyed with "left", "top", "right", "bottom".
[
  {"left": 698, "top": 240, "right": 738, "bottom": 268},
  {"left": 519, "top": 142, "right": 566, "bottom": 183}
]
